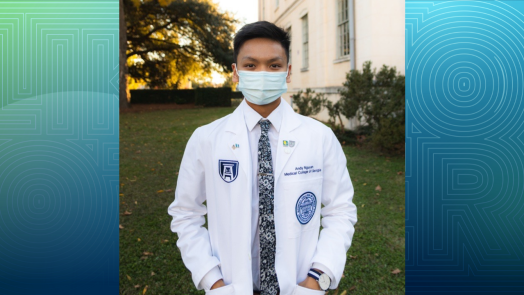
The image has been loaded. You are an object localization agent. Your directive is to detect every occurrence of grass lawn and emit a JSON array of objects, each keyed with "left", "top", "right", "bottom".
[{"left": 119, "top": 106, "right": 405, "bottom": 295}]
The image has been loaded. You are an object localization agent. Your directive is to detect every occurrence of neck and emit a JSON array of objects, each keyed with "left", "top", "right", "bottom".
[{"left": 245, "top": 97, "right": 282, "bottom": 118}]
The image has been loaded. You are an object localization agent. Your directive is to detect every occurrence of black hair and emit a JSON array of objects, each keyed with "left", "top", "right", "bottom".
[{"left": 233, "top": 21, "right": 290, "bottom": 64}]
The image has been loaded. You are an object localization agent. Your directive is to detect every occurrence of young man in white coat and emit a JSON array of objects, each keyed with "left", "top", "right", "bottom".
[{"left": 168, "top": 21, "right": 358, "bottom": 295}]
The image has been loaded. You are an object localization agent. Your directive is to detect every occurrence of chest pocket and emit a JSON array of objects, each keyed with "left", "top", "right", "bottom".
[{"left": 281, "top": 177, "right": 323, "bottom": 238}]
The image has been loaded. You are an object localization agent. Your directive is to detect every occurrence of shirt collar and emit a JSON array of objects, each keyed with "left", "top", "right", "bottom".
[{"left": 242, "top": 98, "right": 283, "bottom": 133}]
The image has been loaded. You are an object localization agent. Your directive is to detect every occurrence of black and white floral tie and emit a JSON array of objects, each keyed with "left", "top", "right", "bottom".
[{"left": 258, "top": 119, "right": 279, "bottom": 295}]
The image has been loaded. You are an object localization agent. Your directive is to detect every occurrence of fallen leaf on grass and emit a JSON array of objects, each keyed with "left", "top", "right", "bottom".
[
  {"left": 122, "top": 211, "right": 132, "bottom": 216},
  {"left": 341, "top": 290, "right": 348, "bottom": 295},
  {"left": 391, "top": 268, "right": 401, "bottom": 274},
  {"left": 151, "top": 271, "right": 156, "bottom": 276},
  {"left": 349, "top": 255, "right": 357, "bottom": 259},
  {"left": 397, "top": 171, "right": 403, "bottom": 175},
  {"left": 126, "top": 274, "right": 132, "bottom": 281},
  {"left": 375, "top": 185, "right": 382, "bottom": 191},
  {"left": 363, "top": 183, "right": 367, "bottom": 186},
  {"left": 143, "top": 285, "right": 148, "bottom": 295},
  {"left": 119, "top": 194, "right": 124, "bottom": 197},
  {"left": 165, "top": 189, "right": 173, "bottom": 193},
  {"left": 134, "top": 285, "right": 140, "bottom": 289},
  {"left": 349, "top": 285, "right": 356, "bottom": 291},
  {"left": 137, "top": 238, "right": 141, "bottom": 242},
  {"left": 119, "top": 224, "right": 124, "bottom": 230},
  {"left": 143, "top": 251, "right": 153, "bottom": 256},
  {"left": 157, "top": 190, "right": 164, "bottom": 193},
  {"left": 361, "top": 204, "right": 365, "bottom": 208},
  {"left": 135, "top": 150, "right": 141, "bottom": 154}
]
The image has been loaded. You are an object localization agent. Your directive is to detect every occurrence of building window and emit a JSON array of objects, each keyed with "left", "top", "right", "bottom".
[
  {"left": 337, "top": 0, "right": 350, "bottom": 57},
  {"left": 301, "top": 14, "right": 309, "bottom": 69},
  {"left": 286, "top": 26, "right": 292, "bottom": 65}
]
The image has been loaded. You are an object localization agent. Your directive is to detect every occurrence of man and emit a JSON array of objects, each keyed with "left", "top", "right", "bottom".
[{"left": 168, "top": 21, "right": 357, "bottom": 295}]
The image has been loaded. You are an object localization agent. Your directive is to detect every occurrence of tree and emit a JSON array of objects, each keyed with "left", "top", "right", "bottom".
[
  {"left": 338, "top": 61, "right": 405, "bottom": 153},
  {"left": 120, "top": 0, "right": 130, "bottom": 109},
  {"left": 120, "top": 0, "right": 237, "bottom": 108}
]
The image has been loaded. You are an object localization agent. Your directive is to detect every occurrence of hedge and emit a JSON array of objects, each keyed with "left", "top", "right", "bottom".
[
  {"left": 195, "top": 87, "right": 232, "bottom": 107},
  {"left": 231, "top": 91, "right": 243, "bottom": 99},
  {"left": 130, "top": 88, "right": 236, "bottom": 107},
  {"left": 130, "top": 89, "right": 195, "bottom": 104}
]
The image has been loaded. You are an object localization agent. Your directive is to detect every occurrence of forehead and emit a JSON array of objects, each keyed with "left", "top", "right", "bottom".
[{"left": 237, "top": 38, "right": 287, "bottom": 61}]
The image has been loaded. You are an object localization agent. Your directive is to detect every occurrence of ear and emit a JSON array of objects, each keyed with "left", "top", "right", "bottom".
[
  {"left": 286, "top": 64, "right": 292, "bottom": 83},
  {"left": 232, "top": 63, "right": 239, "bottom": 83}
]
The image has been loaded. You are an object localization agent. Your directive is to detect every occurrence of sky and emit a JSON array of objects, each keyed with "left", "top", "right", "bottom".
[
  {"left": 213, "top": 0, "right": 259, "bottom": 32},
  {"left": 210, "top": 0, "right": 258, "bottom": 84}
]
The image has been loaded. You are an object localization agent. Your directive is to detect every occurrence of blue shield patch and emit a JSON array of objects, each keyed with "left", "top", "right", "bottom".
[
  {"left": 295, "top": 192, "right": 317, "bottom": 224},
  {"left": 219, "top": 160, "right": 239, "bottom": 183}
]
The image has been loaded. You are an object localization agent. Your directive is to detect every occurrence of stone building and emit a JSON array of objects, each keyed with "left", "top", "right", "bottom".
[{"left": 258, "top": 0, "right": 405, "bottom": 128}]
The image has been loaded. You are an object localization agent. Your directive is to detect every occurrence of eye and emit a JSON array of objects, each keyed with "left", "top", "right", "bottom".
[
  {"left": 244, "top": 64, "right": 255, "bottom": 68},
  {"left": 270, "top": 64, "right": 282, "bottom": 69}
]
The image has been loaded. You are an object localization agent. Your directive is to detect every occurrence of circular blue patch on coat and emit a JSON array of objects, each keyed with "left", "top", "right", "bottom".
[{"left": 295, "top": 192, "right": 317, "bottom": 224}]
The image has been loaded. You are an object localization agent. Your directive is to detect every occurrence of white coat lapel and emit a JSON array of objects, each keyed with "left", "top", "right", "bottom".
[
  {"left": 223, "top": 103, "right": 254, "bottom": 288},
  {"left": 224, "top": 104, "right": 252, "bottom": 179},
  {"left": 275, "top": 99, "right": 301, "bottom": 186}
]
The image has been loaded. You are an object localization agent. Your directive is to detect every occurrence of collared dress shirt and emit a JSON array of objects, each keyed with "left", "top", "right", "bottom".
[{"left": 198, "top": 98, "right": 334, "bottom": 291}]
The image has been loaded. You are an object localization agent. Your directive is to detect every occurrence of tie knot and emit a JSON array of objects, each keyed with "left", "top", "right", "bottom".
[{"left": 259, "top": 119, "right": 271, "bottom": 132}]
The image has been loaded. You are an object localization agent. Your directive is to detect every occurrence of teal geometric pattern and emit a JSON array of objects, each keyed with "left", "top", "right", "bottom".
[
  {"left": 0, "top": 1, "right": 119, "bottom": 294},
  {"left": 406, "top": 1, "right": 524, "bottom": 293}
]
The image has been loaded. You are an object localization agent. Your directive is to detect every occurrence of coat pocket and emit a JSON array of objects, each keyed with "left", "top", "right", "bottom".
[
  {"left": 205, "top": 283, "right": 235, "bottom": 295},
  {"left": 282, "top": 178, "right": 323, "bottom": 238}
]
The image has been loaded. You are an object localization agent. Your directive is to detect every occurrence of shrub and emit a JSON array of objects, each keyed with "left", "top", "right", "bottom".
[
  {"left": 292, "top": 88, "right": 327, "bottom": 116},
  {"left": 339, "top": 61, "right": 405, "bottom": 154},
  {"left": 324, "top": 100, "right": 345, "bottom": 131}
]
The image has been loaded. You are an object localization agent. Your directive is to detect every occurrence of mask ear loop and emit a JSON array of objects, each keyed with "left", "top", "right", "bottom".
[{"left": 233, "top": 63, "right": 240, "bottom": 77}]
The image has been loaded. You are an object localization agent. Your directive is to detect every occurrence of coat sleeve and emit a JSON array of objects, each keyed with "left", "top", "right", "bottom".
[
  {"left": 167, "top": 127, "right": 222, "bottom": 290},
  {"left": 310, "top": 127, "right": 358, "bottom": 289}
]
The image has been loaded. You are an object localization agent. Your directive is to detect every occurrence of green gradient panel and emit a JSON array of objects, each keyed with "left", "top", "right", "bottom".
[
  {"left": 0, "top": 1, "right": 119, "bottom": 294},
  {"left": 406, "top": 0, "right": 524, "bottom": 293}
]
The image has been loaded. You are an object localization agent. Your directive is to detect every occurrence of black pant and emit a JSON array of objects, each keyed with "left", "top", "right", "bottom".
[{"left": 253, "top": 291, "right": 280, "bottom": 295}]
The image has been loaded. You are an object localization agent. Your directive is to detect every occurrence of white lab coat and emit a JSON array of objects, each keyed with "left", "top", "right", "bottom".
[{"left": 168, "top": 99, "right": 357, "bottom": 295}]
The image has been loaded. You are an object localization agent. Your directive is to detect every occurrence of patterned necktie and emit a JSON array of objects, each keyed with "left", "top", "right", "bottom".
[{"left": 258, "top": 119, "right": 279, "bottom": 295}]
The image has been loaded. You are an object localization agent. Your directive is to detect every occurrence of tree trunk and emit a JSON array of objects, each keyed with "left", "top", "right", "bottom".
[
  {"left": 337, "top": 114, "right": 345, "bottom": 131},
  {"left": 119, "top": 0, "right": 130, "bottom": 109}
]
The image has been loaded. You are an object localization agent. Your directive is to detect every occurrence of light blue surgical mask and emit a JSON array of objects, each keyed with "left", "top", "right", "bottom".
[{"left": 234, "top": 64, "right": 289, "bottom": 105}]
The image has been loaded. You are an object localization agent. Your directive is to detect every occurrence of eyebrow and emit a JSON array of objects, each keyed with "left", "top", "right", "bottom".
[{"left": 241, "top": 56, "right": 284, "bottom": 63}]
